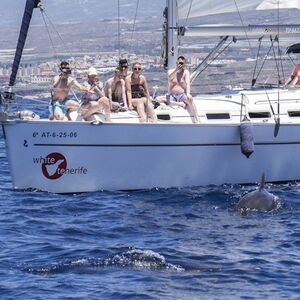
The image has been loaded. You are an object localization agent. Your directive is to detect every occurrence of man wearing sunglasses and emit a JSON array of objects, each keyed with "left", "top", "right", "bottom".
[
  {"left": 104, "top": 68, "right": 127, "bottom": 111},
  {"left": 168, "top": 56, "right": 199, "bottom": 123},
  {"left": 125, "top": 62, "right": 157, "bottom": 122},
  {"left": 118, "top": 58, "right": 131, "bottom": 79},
  {"left": 51, "top": 61, "right": 88, "bottom": 120}
]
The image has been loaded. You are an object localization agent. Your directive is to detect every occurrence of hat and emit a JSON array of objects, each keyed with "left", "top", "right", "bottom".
[{"left": 88, "top": 67, "right": 98, "bottom": 76}]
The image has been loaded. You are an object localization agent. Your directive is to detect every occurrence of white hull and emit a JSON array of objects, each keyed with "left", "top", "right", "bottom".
[{"left": 2, "top": 87, "right": 300, "bottom": 193}]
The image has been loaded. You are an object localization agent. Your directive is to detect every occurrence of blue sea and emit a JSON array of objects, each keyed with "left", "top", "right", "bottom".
[{"left": 0, "top": 127, "right": 300, "bottom": 300}]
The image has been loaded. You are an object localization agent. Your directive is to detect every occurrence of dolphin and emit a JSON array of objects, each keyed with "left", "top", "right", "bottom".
[{"left": 237, "top": 173, "right": 278, "bottom": 212}]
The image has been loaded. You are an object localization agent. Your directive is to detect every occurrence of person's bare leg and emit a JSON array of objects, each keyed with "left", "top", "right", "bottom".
[
  {"left": 54, "top": 107, "right": 66, "bottom": 120},
  {"left": 66, "top": 100, "right": 80, "bottom": 120},
  {"left": 132, "top": 98, "right": 146, "bottom": 122},
  {"left": 98, "top": 97, "right": 111, "bottom": 122},
  {"left": 185, "top": 97, "right": 199, "bottom": 123},
  {"left": 81, "top": 102, "right": 99, "bottom": 120},
  {"left": 145, "top": 99, "right": 157, "bottom": 122}
]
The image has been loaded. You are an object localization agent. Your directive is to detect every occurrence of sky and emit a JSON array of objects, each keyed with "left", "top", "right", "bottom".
[{"left": 0, "top": 0, "right": 166, "bottom": 26}]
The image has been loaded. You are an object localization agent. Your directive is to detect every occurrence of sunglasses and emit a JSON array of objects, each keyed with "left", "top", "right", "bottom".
[
  {"left": 120, "top": 65, "right": 128, "bottom": 69},
  {"left": 134, "top": 67, "right": 141, "bottom": 71},
  {"left": 178, "top": 62, "right": 184, "bottom": 65}
]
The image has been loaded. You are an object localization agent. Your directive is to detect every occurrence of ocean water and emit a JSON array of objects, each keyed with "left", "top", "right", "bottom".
[{"left": 0, "top": 128, "right": 300, "bottom": 300}]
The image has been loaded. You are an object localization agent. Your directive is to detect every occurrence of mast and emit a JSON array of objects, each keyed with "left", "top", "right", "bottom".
[
  {"left": 167, "top": 0, "right": 178, "bottom": 71},
  {"left": 9, "top": 0, "right": 41, "bottom": 87}
]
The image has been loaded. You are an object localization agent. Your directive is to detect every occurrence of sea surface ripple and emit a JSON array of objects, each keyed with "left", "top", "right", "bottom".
[{"left": 0, "top": 130, "right": 300, "bottom": 300}]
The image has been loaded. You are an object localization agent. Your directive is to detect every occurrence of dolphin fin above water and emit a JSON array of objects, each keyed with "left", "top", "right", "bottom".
[
  {"left": 237, "top": 173, "right": 278, "bottom": 212},
  {"left": 258, "top": 172, "right": 265, "bottom": 191}
]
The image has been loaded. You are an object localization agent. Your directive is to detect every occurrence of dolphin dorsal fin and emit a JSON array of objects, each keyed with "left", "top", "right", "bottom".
[{"left": 259, "top": 173, "right": 265, "bottom": 191}]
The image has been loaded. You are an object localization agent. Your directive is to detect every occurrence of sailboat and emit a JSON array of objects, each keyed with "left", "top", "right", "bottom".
[{"left": 1, "top": 0, "right": 300, "bottom": 193}]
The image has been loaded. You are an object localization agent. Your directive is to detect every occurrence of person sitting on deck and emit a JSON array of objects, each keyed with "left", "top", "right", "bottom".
[
  {"left": 118, "top": 58, "right": 131, "bottom": 80},
  {"left": 125, "top": 62, "right": 157, "bottom": 123},
  {"left": 50, "top": 61, "right": 88, "bottom": 120},
  {"left": 104, "top": 68, "right": 128, "bottom": 111},
  {"left": 167, "top": 56, "right": 199, "bottom": 123},
  {"left": 80, "top": 67, "right": 111, "bottom": 122},
  {"left": 285, "top": 63, "right": 300, "bottom": 86}
]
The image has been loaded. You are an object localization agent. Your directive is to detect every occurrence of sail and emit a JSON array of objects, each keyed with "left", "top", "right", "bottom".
[
  {"left": 177, "top": 0, "right": 300, "bottom": 21},
  {"left": 9, "top": 0, "right": 41, "bottom": 87},
  {"left": 257, "top": 0, "right": 300, "bottom": 10}
]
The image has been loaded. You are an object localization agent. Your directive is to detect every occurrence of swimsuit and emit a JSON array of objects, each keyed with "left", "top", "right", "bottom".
[
  {"left": 112, "top": 93, "right": 124, "bottom": 105},
  {"left": 131, "top": 83, "right": 146, "bottom": 98},
  {"left": 170, "top": 93, "right": 186, "bottom": 102},
  {"left": 49, "top": 97, "right": 70, "bottom": 115}
]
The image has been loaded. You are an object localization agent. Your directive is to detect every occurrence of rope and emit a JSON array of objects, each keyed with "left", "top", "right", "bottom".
[
  {"left": 41, "top": 8, "right": 80, "bottom": 69},
  {"left": 263, "top": 85, "right": 276, "bottom": 118},
  {"left": 251, "top": 37, "right": 263, "bottom": 86},
  {"left": 278, "top": 44, "right": 285, "bottom": 81},
  {"left": 233, "top": 0, "right": 254, "bottom": 58},
  {"left": 271, "top": 37, "right": 281, "bottom": 84},
  {"left": 40, "top": 10, "right": 59, "bottom": 63},
  {"left": 128, "top": 0, "right": 140, "bottom": 56},
  {"left": 130, "top": 0, "right": 140, "bottom": 41},
  {"left": 178, "top": 0, "right": 193, "bottom": 48},
  {"left": 41, "top": 9, "right": 68, "bottom": 51},
  {"left": 39, "top": 6, "right": 81, "bottom": 102},
  {"left": 276, "top": 0, "right": 280, "bottom": 121},
  {"left": 252, "top": 38, "right": 275, "bottom": 85},
  {"left": 118, "top": 0, "right": 121, "bottom": 58},
  {"left": 192, "top": 39, "right": 233, "bottom": 82}
]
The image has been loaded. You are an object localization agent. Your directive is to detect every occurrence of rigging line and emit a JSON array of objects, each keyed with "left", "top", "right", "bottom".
[
  {"left": 42, "top": 6, "right": 88, "bottom": 101},
  {"left": 253, "top": 38, "right": 275, "bottom": 84},
  {"left": 233, "top": 0, "right": 254, "bottom": 58},
  {"left": 40, "top": 10, "right": 59, "bottom": 63},
  {"left": 14, "top": 98, "right": 49, "bottom": 105},
  {"left": 192, "top": 37, "right": 228, "bottom": 74},
  {"left": 287, "top": 53, "right": 296, "bottom": 67},
  {"left": 194, "top": 40, "right": 233, "bottom": 78},
  {"left": 130, "top": 0, "right": 140, "bottom": 42},
  {"left": 178, "top": 0, "right": 193, "bottom": 47},
  {"left": 276, "top": 0, "right": 280, "bottom": 118},
  {"left": 251, "top": 37, "right": 263, "bottom": 86},
  {"left": 42, "top": 9, "right": 81, "bottom": 68},
  {"left": 277, "top": 39, "right": 285, "bottom": 81},
  {"left": 11, "top": 102, "right": 49, "bottom": 108},
  {"left": 42, "top": 10, "right": 67, "bottom": 51},
  {"left": 41, "top": 8, "right": 80, "bottom": 71},
  {"left": 271, "top": 37, "right": 281, "bottom": 84},
  {"left": 263, "top": 61, "right": 279, "bottom": 85},
  {"left": 40, "top": 8, "right": 79, "bottom": 103},
  {"left": 279, "top": 46, "right": 285, "bottom": 81},
  {"left": 118, "top": 0, "right": 121, "bottom": 58},
  {"left": 262, "top": 85, "right": 276, "bottom": 118}
]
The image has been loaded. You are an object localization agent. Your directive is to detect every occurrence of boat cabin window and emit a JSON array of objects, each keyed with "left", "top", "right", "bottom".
[
  {"left": 206, "top": 113, "right": 231, "bottom": 120},
  {"left": 157, "top": 114, "right": 171, "bottom": 121},
  {"left": 249, "top": 112, "right": 270, "bottom": 118},
  {"left": 288, "top": 111, "right": 300, "bottom": 117}
]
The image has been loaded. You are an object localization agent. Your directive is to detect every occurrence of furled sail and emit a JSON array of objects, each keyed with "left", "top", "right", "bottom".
[
  {"left": 9, "top": 0, "right": 41, "bottom": 87},
  {"left": 177, "top": 0, "right": 300, "bottom": 21}
]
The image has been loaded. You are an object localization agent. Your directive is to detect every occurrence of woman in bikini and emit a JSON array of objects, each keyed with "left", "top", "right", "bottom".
[{"left": 125, "top": 62, "right": 157, "bottom": 123}]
